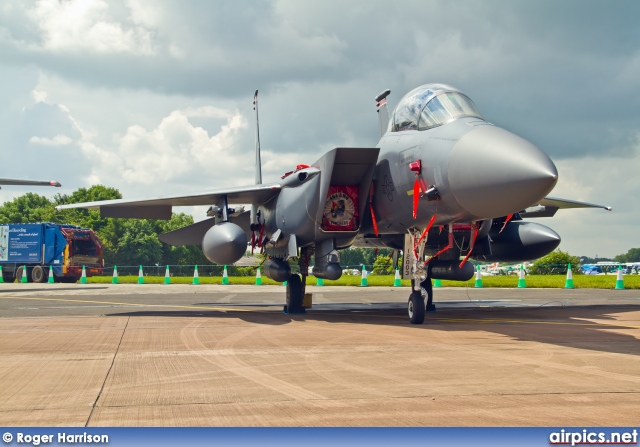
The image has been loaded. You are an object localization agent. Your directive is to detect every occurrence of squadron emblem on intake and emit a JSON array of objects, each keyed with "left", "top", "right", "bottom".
[{"left": 321, "top": 186, "right": 359, "bottom": 231}]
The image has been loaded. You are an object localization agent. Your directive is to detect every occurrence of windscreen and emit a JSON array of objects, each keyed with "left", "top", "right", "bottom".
[{"left": 418, "top": 92, "right": 482, "bottom": 130}]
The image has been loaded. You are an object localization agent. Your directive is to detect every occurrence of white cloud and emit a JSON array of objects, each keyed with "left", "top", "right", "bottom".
[
  {"left": 28, "top": 0, "right": 155, "bottom": 55},
  {"left": 29, "top": 134, "right": 74, "bottom": 146},
  {"left": 125, "top": 0, "right": 163, "bottom": 28},
  {"left": 75, "top": 107, "right": 252, "bottom": 191},
  {"left": 32, "top": 89, "right": 47, "bottom": 103}
]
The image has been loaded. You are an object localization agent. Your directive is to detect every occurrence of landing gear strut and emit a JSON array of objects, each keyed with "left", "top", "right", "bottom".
[{"left": 422, "top": 277, "right": 436, "bottom": 312}]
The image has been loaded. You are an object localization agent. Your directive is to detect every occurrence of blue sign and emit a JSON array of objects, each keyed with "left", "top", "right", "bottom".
[{"left": 5, "top": 224, "right": 43, "bottom": 263}]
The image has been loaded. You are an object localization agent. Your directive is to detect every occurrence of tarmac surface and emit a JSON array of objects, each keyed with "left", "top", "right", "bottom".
[{"left": 0, "top": 283, "right": 639, "bottom": 426}]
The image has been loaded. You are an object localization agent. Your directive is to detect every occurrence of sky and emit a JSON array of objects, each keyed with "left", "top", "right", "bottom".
[{"left": 1, "top": 0, "right": 638, "bottom": 259}]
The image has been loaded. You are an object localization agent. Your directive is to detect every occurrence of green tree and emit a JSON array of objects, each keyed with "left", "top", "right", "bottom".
[
  {"left": 529, "top": 249, "right": 581, "bottom": 275},
  {"left": 154, "top": 213, "right": 208, "bottom": 266},
  {"left": 54, "top": 185, "right": 122, "bottom": 233},
  {"left": 113, "top": 219, "right": 163, "bottom": 266},
  {"left": 0, "top": 193, "right": 58, "bottom": 223},
  {"left": 96, "top": 214, "right": 211, "bottom": 268},
  {"left": 372, "top": 254, "right": 394, "bottom": 275},
  {"left": 339, "top": 247, "right": 393, "bottom": 268},
  {"left": 614, "top": 248, "right": 640, "bottom": 263},
  {"left": 339, "top": 247, "right": 366, "bottom": 267}
]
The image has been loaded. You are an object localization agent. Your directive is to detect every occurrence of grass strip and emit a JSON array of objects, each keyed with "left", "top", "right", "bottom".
[{"left": 87, "top": 274, "right": 640, "bottom": 289}]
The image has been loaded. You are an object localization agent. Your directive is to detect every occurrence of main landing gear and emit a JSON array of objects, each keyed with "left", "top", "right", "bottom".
[
  {"left": 407, "top": 277, "right": 436, "bottom": 324},
  {"left": 284, "top": 273, "right": 306, "bottom": 314}
]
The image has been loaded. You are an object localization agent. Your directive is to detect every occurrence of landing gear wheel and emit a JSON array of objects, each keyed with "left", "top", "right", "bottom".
[
  {"left": 408, "top": 291, "right": 425, "bottom": 324},
  {"left": 31, "top": 266, "right": 45, "bottom": 283},
  {"left": 284, "top": 274, "right": 305, "bottom": 314},
  {"left": 16, "top": 266, "right": 31, "bottom": 283}
]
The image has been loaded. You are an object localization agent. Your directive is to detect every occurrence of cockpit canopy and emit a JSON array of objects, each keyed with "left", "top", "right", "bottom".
[{"left": 391, "top": 84, "right": 482, "bottom": 132}]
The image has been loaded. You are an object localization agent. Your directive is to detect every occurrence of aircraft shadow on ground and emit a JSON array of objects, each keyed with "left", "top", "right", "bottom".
[{"left": 106, "top": 303, "right": 640, "bottom": 357}]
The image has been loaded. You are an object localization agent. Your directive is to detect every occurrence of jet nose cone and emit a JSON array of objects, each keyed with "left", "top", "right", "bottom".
[{"left": 448, "top": 125, "right": 558, "bottom": 218}]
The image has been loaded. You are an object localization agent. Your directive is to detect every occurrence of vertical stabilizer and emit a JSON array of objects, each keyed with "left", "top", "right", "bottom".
[
  {"left": 375, "top": 89, "right": 391, "bottom": 139},
  {"left": 251, "top": 90, "right": 263, "bottom": 229},
  {"left": 253, "top": 90, "right": 262, "bottom": 185}
]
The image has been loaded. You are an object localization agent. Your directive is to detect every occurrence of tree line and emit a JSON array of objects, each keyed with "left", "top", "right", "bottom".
[{"left": 0, "top": 185, "right": 208, "bottom": 267}]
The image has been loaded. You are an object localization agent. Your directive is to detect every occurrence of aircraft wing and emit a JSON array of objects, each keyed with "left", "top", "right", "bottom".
[
  {"left": 55, "top": 183, "right": 282, "bottom": 219},
  {"left": 0, "top": 178, "right": 61, "bottom": 187},
  {"left": 520, "top": 196, "right": 612, "bottom": 218}
]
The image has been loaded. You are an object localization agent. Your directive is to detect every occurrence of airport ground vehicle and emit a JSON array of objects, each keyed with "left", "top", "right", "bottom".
[{"left": 0, "top": 223, "right": 103, "bottom": 283}]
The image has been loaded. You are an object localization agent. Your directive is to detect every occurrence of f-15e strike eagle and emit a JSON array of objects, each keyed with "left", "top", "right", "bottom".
[{"left": 57, "top": 84, "right": 610, "bottom": 324}]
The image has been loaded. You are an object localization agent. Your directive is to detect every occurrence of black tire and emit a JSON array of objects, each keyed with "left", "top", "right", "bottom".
[
  {"left": 15, "top": 266, "right": 31, "bottom": 283},
  {"left": 31, "top": 266, "right": 46, "bottom": 283},
  {"left": 285, "top": 274, "right": 304, "bottom": 313},
  {"left": 3, "top": 274, "right": 15, "bottom": 283},
  {"left": 408, "top": 291, "right": 425, "bottom": 324}
]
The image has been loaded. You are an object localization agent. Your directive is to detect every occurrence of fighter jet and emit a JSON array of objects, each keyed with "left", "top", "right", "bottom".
[
  {"left": 0, "top": 179, "right": 61, "bottom": 188},
  {"left": 56, "top": 84, "right": 610, "bottom": 324}
]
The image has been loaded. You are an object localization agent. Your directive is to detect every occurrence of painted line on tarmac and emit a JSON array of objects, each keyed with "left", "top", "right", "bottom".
[
  {"left": 0, "top": 295, "right": 254, "bottom": 313},
  {"left": 16, "top": 305, "right": 180, "bottom": 309}
]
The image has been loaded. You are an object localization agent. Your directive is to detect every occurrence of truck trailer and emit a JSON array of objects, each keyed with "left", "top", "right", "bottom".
[{"left": 0, "top": 223, "right": 103, "bottom": 283}]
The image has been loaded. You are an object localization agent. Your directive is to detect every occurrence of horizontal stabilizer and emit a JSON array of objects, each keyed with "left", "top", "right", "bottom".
[
  {"left": 159, "top": 211, "right": 251, "bottom": 246},
  {"left": 520, "top": 196, "right": 612, "bottom": 218},
  {"left": 159, "top": 218, "right": 217, "bottom": 246}
]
